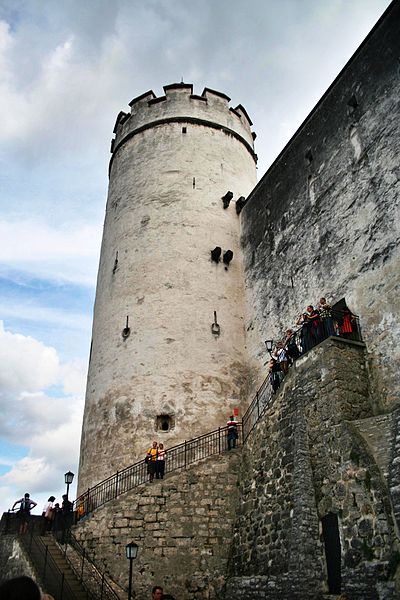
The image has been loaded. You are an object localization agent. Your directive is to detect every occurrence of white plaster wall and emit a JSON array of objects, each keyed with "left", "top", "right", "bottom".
[{"left": 79, "top": 107, "right": 257, "bottom": 492}]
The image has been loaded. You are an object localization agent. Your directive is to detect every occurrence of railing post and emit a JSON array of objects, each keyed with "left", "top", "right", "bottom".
[
  {"left": 43, "top": 545, "right": 48, "bottom": 579},
  {"left": 60, "top": 571, "right": 65, "bottom": 600},
  {"left": 87, "top": 488, "right": 90, "bottom": 515},
  {"left": 101, "top": 572, "right": 105, "bottom": 600},
  {"left": 218, "top": 427, "right": 221, "bottom": 454},
  {"left": 29, "top": 526, "right": 34, "bottom": 550},
  {"left": 80, "top": 547, "right": 85, "bottom": 582},
  {"left": 256, "top": 391, "right": 260, "bottom": 418},
  {"left": 241, "top": 419, "right": 245, "bottom": 445},
  {"left": 115, "top": 471, "right": 119, "bottom": 498},
  {"left": 184, "top": 441, "right": 187, "bottom": 468}
]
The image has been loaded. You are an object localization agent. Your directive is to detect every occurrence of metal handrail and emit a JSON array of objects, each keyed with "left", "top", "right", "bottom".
[
  {"left": 20, "top": 531, "right": 77, "bottom": 600},
  {"left": 58, "top": 529, "right": 119, "bottom": 600},
  {"left": 74, "top": 425, "right": 241, "bottom": 517}
]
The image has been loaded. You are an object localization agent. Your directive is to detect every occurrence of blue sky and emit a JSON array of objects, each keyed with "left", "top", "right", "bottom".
[{"left": 0, "top": 0, "right": 391, "bottom": 514}]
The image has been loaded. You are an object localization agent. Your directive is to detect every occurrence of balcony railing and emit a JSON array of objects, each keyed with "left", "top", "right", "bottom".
[
  {"left": 74, "top": 425, "right": 241, "bottom": 517},
  {"left": 242, "top": 308, "right": 363, "bottom": 442}
]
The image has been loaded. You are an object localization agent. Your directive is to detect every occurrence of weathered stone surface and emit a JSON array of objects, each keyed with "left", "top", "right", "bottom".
[
  {"left": 74, "top": 451, "right": 240, "bottom": 600},
  {"left": 240, "top": 1, "right": 400, "bottom": 412},
  {"left": 0, "top": 535, "right": 38, "bottom": 584},
  {"left": 225, "top": 338, "right": 398, "bottom": 599}
]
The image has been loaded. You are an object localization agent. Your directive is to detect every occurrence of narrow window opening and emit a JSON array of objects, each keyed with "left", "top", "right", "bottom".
[
  {"left": 182, "top": 127, "right": 187, "bottom": 134},
  {"left": 347, "top": 95, "right": 359, "bottom": 113},
  {"left": 305, "top": 149, "right": 313, "bottom": 165},
  {"left": 193, "top": 177, "right": 196, "bottom": 189},
  {"left": 321, "top": 513, "right": 341, "bottom": 595},
  {"left": 156, "top": 414, "right": 174, "bottom": 432}
]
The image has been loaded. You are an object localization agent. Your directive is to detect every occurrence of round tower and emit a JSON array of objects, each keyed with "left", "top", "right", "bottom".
[{"left": 78, "top": 83, "right": 257, "bottom": 493}]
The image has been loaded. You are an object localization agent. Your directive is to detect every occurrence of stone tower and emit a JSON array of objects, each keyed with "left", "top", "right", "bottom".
[{"left": 78, "top": 83, "right": 257, "bottom": 493}]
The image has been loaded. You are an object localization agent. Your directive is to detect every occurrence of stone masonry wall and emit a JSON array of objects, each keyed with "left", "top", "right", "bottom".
[
  {"left": 0, "top": 535, "right": 38, "bottom": 584},
  {"left": 225, "top": 338, "right": 399, "bottom": 599},
  {"left": 389, "top": 407, "right": 400, "bottom": 537},
  {"left": 241, "top": 1, "right": 400, "bottom": 411},
  {"left": 74, "top": 451, "right": 240, "bottom": 600}
]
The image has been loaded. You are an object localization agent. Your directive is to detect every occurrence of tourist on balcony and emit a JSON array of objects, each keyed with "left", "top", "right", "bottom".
[
  {"left": 269, "top": 358, "right": 282, "bottom": 393},
  {"left": 306, "top": 305, "right": 322, "bottom": 346},
  {"left": 146, "top": 441, "right": 158, "bottom": 482},
  {"left": 317, "top": 297, "right": 336, "bottom": 338},
  {"left": 156, "top": 443, "right": 166, "bottom": 479},
  {"left": 284, "top": 329, "right": 300, "bottom": 361},
  {"left": 11, "top": 492, "right": 37, "bottom": 534},
  {"left": 339, "top": 307, "right": 355, "bottom": 338},
  {"left": 226, "top": 415, "right": 239, "bottom": 450},
  {"left": 296, "top": 313, "right": 312, "bottom": 353},
  {"left": 275, "top": 342, "right": 289, "bottom": 374}
]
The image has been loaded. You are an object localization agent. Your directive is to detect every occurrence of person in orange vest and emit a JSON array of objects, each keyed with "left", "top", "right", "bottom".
[{"left": 146, "top": 441, "right": 158, "bottom": 482}]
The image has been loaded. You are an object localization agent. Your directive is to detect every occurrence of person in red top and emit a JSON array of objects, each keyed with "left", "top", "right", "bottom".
[{"left": 226, "top": 415, "right": 238, "bottom": 450}]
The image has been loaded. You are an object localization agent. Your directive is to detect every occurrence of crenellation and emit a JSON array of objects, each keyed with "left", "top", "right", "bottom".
[
  {"left": 128, "top": 90, "right": 156, "bottom": 108},
  {"left": 111, "top": 83, "right": 256, "bottom": 163},
  {"left": 112, "top": 110, "right": 128, "bottom": 133}
]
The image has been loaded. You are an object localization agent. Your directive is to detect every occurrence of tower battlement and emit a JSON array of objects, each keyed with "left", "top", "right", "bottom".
[{"left": 110, "top": 82, "right": 256, "bottom": 163}]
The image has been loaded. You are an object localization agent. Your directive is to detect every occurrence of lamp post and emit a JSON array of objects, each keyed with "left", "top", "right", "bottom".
[
  {"left": 64, "top": 471, "right": 74, "bottom": 499},
  {"left": 126, "top": 542, "right": 139, "bottom": 600},
  {"left": 265, "top": 339, "right": 274, "bottom": 356}
]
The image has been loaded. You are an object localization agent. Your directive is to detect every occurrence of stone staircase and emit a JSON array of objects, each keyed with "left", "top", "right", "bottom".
[{"left": 20, "top": 533, "right": 90, "bottom": 599}]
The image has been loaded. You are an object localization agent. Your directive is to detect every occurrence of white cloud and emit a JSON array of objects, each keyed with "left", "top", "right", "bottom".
[
  {"left": 0, "top": 323, "right": 84, "bottom": 512},
  {"left": 0, "top": 321, "right": 59, "bottom": 392},
  {"left": 0, "top": 219, "right": 101, "bottom": 285},
  {"left": 0, "top": 301, "right": 92, "bottom": 331}
]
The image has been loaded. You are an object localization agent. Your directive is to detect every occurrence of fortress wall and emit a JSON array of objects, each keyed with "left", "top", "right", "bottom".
[
  {"left": 74, "top": 451, "right": 240, "bottom": 600},
  {"left": 241, "top": 1, "right": 400, "bottom": 410},
  {"left": 225, "top": 338, "right": 398, "bottom": 599}
]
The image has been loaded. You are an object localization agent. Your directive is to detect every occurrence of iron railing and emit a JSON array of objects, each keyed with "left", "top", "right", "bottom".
[
  {"left": 241, "top": 309, "right": 363, "bottom": 442},
  {"left": 74, "top": 425, "right": 241, "bottom": 517},
  {"left": 0, "top": 512, "right": 119, "bottom": 600},
  {"left": 20, "top": 531, "right": 77, "bottom": 600},
  {"left": 58, "top": 529, "right": 119, "bottom": 600}
]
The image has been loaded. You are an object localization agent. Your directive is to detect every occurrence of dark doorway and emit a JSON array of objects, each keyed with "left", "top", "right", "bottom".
[{"left": 321, "top": 512, "right": 341, "bottom": 594}]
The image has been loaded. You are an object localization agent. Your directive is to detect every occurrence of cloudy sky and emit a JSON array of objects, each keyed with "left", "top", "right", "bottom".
[{"left": 0, "top": 0, "right": 391, "bottom": 515}]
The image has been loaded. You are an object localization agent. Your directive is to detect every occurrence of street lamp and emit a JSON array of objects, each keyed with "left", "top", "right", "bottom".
[
  {"left": 126, "top": 542, "right": 139, "bottom": 600},
  {"left": 265, "top": 339, "right": 274, "bottom": 356},
  {"left": 64, "top": 471, "right": 74, "bottom": 498}
]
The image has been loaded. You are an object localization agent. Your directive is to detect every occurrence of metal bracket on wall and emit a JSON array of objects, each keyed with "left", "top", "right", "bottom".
[
  {"left": 211, "top": 311, "right": 220, "bottom": 336},
  {"left": 122, "top": 315, "right": 131, "bottom": 339}
]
